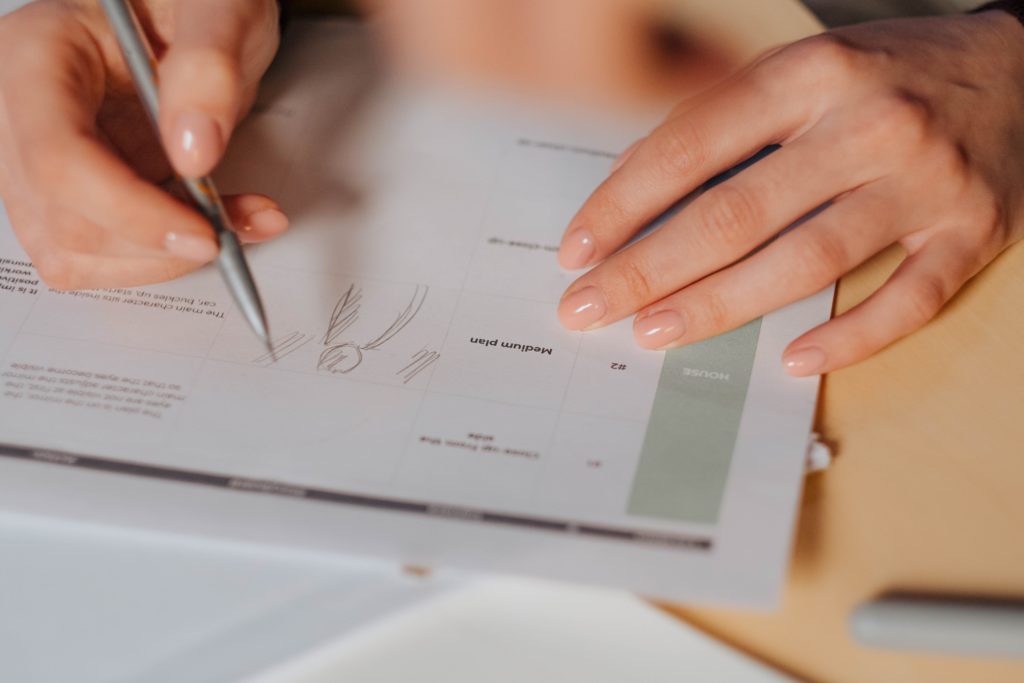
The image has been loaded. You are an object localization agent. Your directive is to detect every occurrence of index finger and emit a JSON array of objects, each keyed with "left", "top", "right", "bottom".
[
  {"left": 2, "top": 11, "right": 218, "bottom": 261},
  {"left": 557, "top": 65, "right": 814, "bottom": 271}
]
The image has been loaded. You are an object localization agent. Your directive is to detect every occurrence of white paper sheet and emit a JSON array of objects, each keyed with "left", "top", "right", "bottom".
[{"left": 0, "top": 20, "right": 832, "bottom": 607}]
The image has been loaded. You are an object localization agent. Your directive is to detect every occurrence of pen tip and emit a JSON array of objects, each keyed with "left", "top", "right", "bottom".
[
  {"left": 213, "top": 235, "right": 274, "bottom": 362},
  {"left": 265, "top": 337, "right": 278, "bottom": 365}
]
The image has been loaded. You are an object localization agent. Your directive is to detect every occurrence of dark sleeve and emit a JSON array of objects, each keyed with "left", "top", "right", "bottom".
[{"left": 972, "top": 1, "right": 1024, "bottom": 26}]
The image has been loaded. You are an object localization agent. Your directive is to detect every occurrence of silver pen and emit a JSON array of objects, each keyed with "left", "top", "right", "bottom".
[
  {"left": 99, "top": 0, "right": 272, "bottom": 353},
  {"left": 851, "top": 593, "right": 1024, "bottom": 658}
]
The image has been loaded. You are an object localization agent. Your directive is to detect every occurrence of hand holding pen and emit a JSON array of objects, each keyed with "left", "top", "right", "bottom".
[{"left": 0, "top": 0, "right": 286, "bottom": 291}]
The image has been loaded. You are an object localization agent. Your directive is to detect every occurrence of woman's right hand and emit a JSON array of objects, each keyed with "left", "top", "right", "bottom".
[{"left": 0, "top": 0, "right": 287, "bottom": 290}]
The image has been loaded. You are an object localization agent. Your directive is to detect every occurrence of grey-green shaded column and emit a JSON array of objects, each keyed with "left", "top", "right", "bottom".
[{"left": 627, "top": 318, "right": 762, "bottom": 523}]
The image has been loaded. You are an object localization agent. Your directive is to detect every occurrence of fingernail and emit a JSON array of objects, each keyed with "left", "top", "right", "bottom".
[
  {"left": 783, "top": 346, "right": 827, "bottom": 376},
  {"left": 558, "top": 286, "right": 607, "bottom": 330},
  {"left": 634, "top": 310, "right": 685, "bottom": 349},
  {"left": 173, "top": 111, "right": 222, "bottom": 176},
  {"left": 610, "top": 138, "right": 643, "bottom": 174},
  {"left": 164, "top": 232, "right": 218, "bottom": 262},
  {"left": 243, "top": 208, "right": 289, "bottom": 238},
  {"left": 558, "top": 228, "right": 596, "bottom": 270}
]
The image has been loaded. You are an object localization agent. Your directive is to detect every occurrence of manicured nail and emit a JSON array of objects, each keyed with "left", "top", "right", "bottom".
[
  {"left": 610, "top": 139, "right": 643, "bottom": 174},
  {"left": 164, "top": 232, "right": 218, "bottom": 262},
  {"left": 558, "top": 286, "right": 607, "bottom": 330},
  {"left": 173, "top": 111, "right": 222, "bottom": 176},
  {"left": 783, "top": 346, "right": 827, "bottom": 376},
  {"left": 558, "top": 228, "right": 596, "bottom": 270},
  {"left": 243, "top": 208, "right": 289, "bottom": 238},
  {"left": 634, "top": 310, "right": 685, "bottom": 349}
]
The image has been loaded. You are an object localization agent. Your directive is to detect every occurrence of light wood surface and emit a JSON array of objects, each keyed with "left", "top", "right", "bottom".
[
  {"left": 664, "top": 243, "right": 1024, "bottom": 683},
  {"left": 656, "top": 3, "right": 1024, "bottom": 680}
]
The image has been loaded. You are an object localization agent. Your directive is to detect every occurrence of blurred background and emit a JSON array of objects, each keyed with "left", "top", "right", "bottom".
[{"left": 286, "top": 0, "right": 980, "bottom": 112}]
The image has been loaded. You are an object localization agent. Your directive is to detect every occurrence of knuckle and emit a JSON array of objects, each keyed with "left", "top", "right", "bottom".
[
  {"left": 954, "top": 207, "right": 1007, "bottom": 269},
  {"left": 617, "top": 257, "right": 656, "bottom": 304},
  {"left": 33, "top": 251, "right": 74, "bottom": 290},
  {"left": 972, "top": 199, "right": 1008, "bottom": 245},
  {"left": 751, "top": 41, "right": 800, "bottom": 81},
  {"left": 699, "top": 288, "right": 731, "bottom": 331},
  {"left": 939, "top": 139, "right": 970, "bottom": 175},
  {"left": 694, "top": 184, "right": 765, "bottom": 251},
  {"left": 812, "top": 34, "right": 855, "bottom": 66},
  {"left": 204, "top": 48, "right": 243, "bottom": 89},
  {"left": 591, "top": 185, "right": 635, "bottom": 232},
  {"left": 843, "top": 92, "right": 933, "bottom": 159},
  {"left": 876, "top": 92, "right": 933, "bottom": 146},
  {"left": 904, "top": 275, "right": 947, "bottom": 324},
  {"left": 929, "top": 140, "right": 972, "bottom": 190},
  {"left": 775, "top": 34, "right": 860, "bottom": 84},
  {"left": 167, "top": 47, "right": 242, "bottom": 102},
  {"left": 654, "top": 116, "right": 708, "bottom": 178},
  {"left": 795, "top": 230, "right": 850, "bottom": 283}
]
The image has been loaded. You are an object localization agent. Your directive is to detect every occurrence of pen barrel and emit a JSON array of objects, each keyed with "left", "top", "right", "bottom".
[
  {"left": 99, "top": 0, "right": 231, "bottom": 234},
  {"left": 98, "top": 0, "right": 272, "bottom": 349},
  {"left": 851, "top": 596, "right": 1024, "bottom": 658},
  {"left": 216, "top": 231, "right": 270, "bottom": 341},
  {"left": 181, "top": 176, "right": 233, "bottom": 237},
  {"left": 98, "top": 0, "right": 161, "bottom": 128}
]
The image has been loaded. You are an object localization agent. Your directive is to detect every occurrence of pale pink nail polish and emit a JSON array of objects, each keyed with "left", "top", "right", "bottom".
[
  {"left": 634, "top": 310, "right": 685, "bottom": 349},
  {"left": 783, "top": 347, "right": 827, "bottom": 376},
  {"left": 558, "top": 286, "right": 607, "bottom": 330},
  {"left": 558, "top": 228, "right": 596, "bottom": 270},
  {"left": 245, "top": 208, "right": 289, "bottom": 238},
  {"left": 164, "top": 232, "right": 218, "bottom": 262},
  {"left": 173, "top": 111, "right": 222, "bottom": 176}
]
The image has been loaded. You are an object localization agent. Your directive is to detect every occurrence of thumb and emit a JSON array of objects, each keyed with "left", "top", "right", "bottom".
[{"left": 157, "top": 0, "right": 278, "bottom": 177}]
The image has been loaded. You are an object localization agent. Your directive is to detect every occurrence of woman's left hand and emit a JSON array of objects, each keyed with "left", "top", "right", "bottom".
[{"left": 556, "top": 11, "right": 1024, "bottom": 376}]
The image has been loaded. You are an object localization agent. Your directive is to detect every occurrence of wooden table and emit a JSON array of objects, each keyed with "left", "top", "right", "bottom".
[
  {"left": 650, "top": 3, "right": 1024, "bottom": 681},
  {"left": 664, "top": 243, "right": 1024, "bottom": 682}
]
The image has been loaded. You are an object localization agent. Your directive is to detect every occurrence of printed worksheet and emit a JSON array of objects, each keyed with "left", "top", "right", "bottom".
[{"left": 0, "top": 21, "right": 832, "bottom": 606}]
